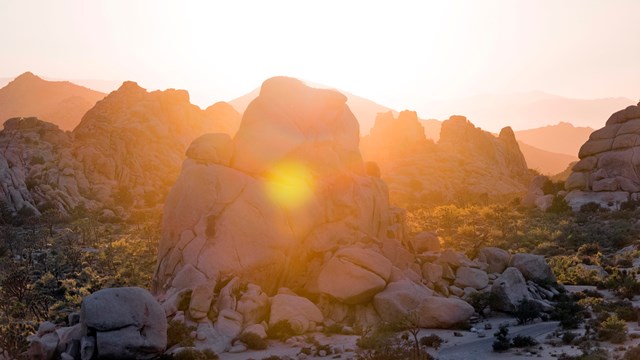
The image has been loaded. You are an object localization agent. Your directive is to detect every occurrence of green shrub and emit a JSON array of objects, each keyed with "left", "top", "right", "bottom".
[
  {"left": 511, "top": 334, "right": 538, "bottom": 348},
  {"left": 562, "top": 332, "right": 578, "bottom": 344},
  {"left": 419, "top": 334, "right": 443, "bottom": 350},
  {"left": 551, "top": 295, "right": 586, "bottom": 329},
  {"left": 514, "top": 299, "right": 541, "bottom": 325},
  {"left": 597, "top": 314, "right": 627, "bottom": 343},
  {"left": 167, "top": 320, "right": 195, "bottom": 348},
  {"left": 492, "top": 325, "right": 510, "bottom": 352}
]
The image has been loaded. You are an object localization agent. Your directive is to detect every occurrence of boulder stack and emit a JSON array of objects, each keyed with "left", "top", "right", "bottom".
[{"left": 565, "top": 102, "right": 640, "bottom": 209}]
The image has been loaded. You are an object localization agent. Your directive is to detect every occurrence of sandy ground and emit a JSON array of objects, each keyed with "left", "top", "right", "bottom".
[{"left": 219, "top": 286, "right": 640, "bottom": 360}]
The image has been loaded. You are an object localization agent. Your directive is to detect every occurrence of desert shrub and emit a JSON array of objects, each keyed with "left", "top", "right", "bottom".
[
  {"left": 419, "top": 334, "right": 443, "bottom": 350},
  {"left": 322, "top": 322, "right": 344, "bottom": 335},
  {"left": 580, "top": 202, "right": 605, "bottom": 213},
  {"left": 356, "top": 325, "right": 433, "bottom": 360},
  {"left": 0, "top": 320, "right": 36, "bottom": 359},
  {"left": 604, "top": 269, "right": 640, "bottom": 299},
  {"left": 547, "top": 196, "right": 571, "bottom": 214},
  {"left": 514, "top": 299, "right": 541, "bottom": 325},
  {"left": 511, "top": 334, "right": 538, "bottom": 348},
  {"left": 562, "top": 331, "right": 578, "bottom": 344},
  {"left": 492, "top": 325, "right": 511, "bottom": 352},
  {"left": 542, "top": 180, "right": 565, "bottom": 196},
  {"left": 161, "top": 348, "right": 218, "bottom": 360},
  {"left": 467, "top": 291, "right": 495, "bottom": 319},
  {"left": 623, "top": 345, "right": 640, "bottom": 360},
  {"left": 167, "top": 320, "right": 196, "bottom": 347},
  {"left": 620, "top": 199, "right": 640, "bottom": 211},
  {"left": 597, "top": 314, "right": 627, "bottom": 343},
  {"left": 551, "top": 294, "right": 586, "bottom": 329},
  {"left": 238, "top": 332, "right": 268, "bottom": 350},
  {"left": 266, "top": 320, "right": 296, "bottom": 341}
]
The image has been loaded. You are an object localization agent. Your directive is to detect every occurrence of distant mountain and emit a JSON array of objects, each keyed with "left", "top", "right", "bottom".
[
  {"left": 423, "top": 91, "right": 635, "bottom": 131},
  {"left": 517, "top": 141, "right": 578, "bottom": 176},
  {"left": 0, "top": 72, "right": 106, "bottom": 130},
  {"left": 229, "top": 82, "right": 393, "bottom": 135},
  {"left": 514, "top": 122, "right": 593, "bottom": 157}
]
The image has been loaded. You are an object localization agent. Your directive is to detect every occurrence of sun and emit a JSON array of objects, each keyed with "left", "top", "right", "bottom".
[{"left": 265, "top": 161, "right": 314, "bottom": 210}]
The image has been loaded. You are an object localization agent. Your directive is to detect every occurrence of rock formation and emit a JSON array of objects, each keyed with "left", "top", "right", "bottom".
[
  {"left": 360, "top": 110, "right": 432, "bottom": 162},
  {"left": 0, "top": 83, "right": 239, "bottom": 218},
  {"left": 565, "top": 102, "right": 640, "bottom": 209},
  {"left": 0, "top": 72, "right": 106, "bottom": 131},
  {"left": 148, "top": 77, "right": 558, "bottom": 355},
  {"left": 363, "top": 114, "right": 531, "bottom": 205},
  {"left": 0, "top": 117, "right": 89, "bottom": 216}
]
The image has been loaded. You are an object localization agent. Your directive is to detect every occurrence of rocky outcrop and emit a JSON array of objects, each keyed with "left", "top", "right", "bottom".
[
  {"left": 0, "top": 82, "right": 239, "bottom": 219},
  {"left": 565, "top": 102, "right": 640, "bottom": 209},
  {"left": 0, "top": 117, "right": 89, "bottom": 216},
  {"left": 154, "top": 78, "right": 401, "bottom": 298},
  {"left": 360, "top": 110, "right": 432, "bottom": 162},
  {"left": 0, "top": 72, "right": 106, "bottom": 131},
  {"left": 363, "top": 114, "right": 531, "bottom": 205}
]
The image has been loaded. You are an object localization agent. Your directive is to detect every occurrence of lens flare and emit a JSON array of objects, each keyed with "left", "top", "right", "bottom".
[{"left": 265, "top": 161, "right": 314, "bottom": 209}]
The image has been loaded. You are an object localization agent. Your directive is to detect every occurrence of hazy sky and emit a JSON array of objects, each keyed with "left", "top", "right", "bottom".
[{"left": 2, "top": 0, "right": 640, "bottom": 117}]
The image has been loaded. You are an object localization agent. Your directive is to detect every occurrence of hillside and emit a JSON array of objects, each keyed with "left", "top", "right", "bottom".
[
  {"left": 517, "top": 141, "right": 578, "bottom": 176},
  {"left": 0, "top": 72, "right": 106, "bottom": 130},
  {"left": 514, "top": 122, "right": 593, "bottom": 157}
]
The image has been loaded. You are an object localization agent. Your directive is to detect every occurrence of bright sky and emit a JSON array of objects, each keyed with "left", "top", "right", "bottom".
[{"left": 2, "top": 0, "right": 640, "bottom": 118}]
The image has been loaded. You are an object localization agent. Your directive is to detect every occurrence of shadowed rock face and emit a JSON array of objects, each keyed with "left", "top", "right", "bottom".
[
  {"left": 565, "top": 102, "right": 640, "bottom": 209},
  {"left": 154, "top": 77, "right": 403, "bottom": 298}
]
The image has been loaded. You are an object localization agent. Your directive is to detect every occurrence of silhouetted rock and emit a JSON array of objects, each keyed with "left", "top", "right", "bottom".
[{"left": 362, "top": 114, "right": 531, "bottom": 205}]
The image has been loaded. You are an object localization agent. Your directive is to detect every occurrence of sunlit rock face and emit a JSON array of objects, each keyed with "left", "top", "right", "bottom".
[
  {"left": 565, "top": 102, "right": 640, "bottom": 209},
  {"left": 0, "top": 84, "right": 240, "bottom": 219},
  {"left": 72, "top": 82, "right": 239, "bottom": 209},
  {"left": 154, "top": 77, "right": 403, "bottom": 298},
  {"left": 362, "top": 114, "right": 531, "bottom": 205}
]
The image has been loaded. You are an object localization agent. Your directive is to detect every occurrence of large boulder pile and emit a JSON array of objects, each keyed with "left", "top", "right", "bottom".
[
  {"left": 0, "top": 83, "right": 240, "bottom": 219},
  {"left": 565, "top": 102, "right": 640, "bottom": 209},
  {"left": 362, "top": 114, "right": 531, "bottom": 205},
  {"left": 148, "top": 77, "right": 558, "bottom": 355}
]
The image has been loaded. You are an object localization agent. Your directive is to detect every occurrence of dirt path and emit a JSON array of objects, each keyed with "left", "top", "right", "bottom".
[{"left": 438, "top": 321, "right": 559, "bottom": 360}]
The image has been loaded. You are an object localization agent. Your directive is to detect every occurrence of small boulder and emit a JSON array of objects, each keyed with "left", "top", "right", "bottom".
[
  {"left": 317, "top": 247, "right": 392, "bottom": 304},
  {"left": 408, "top": 231, "right": 440, "bottom": 253},
  {"left": 509, "top": 253, "right": 556, "bottom": 284},
  {"left": 269, "top": 294, "right": 323, "bottom": 334},
  {"left": 491, "top": 267, "right": 530, "bottom": 312},
  {"left": 80, "top": 287, "right": 167, "bottom": 359},
  {"left": 476, "top": 247, "right": 511, "bottom": 274},
  {"left": 454, "top": 267, "right": 489, "bottom": 290}
]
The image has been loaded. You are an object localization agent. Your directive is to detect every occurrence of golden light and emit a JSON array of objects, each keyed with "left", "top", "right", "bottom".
[{"left": 265, "top": 161, "right": 314, "bottom": 210}]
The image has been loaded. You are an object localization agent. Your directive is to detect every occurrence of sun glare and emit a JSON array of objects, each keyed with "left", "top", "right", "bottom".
[{"left": 265, "top": 161, "right": 314, "bottom": 210}]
